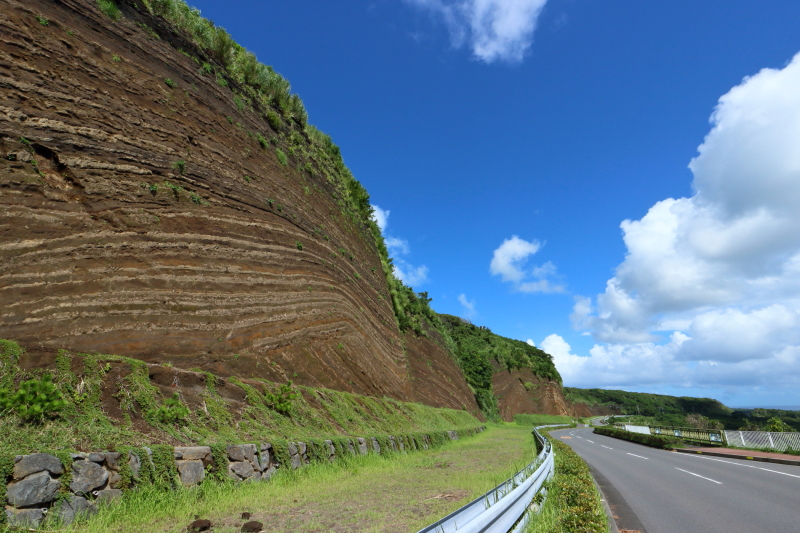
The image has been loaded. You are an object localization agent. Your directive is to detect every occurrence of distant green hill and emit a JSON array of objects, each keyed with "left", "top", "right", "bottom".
[
  {"left": 565, "top": 387, "right": 731, "bottom": 419},
  {"left": 566, "top": 387, "right": 800, "bottom": 431}
]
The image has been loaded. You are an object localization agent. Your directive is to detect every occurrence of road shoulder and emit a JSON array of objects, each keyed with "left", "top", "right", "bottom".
[{"left": 675, "top": 447, "right": 800, "bottom": 467}]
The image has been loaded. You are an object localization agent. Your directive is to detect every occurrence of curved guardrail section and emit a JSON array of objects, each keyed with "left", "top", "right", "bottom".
[{"left": 416, "top": 424, "right": 566, "bottom": 533}]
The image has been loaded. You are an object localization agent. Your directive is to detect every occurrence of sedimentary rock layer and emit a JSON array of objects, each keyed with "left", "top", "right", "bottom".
[{"left": 0, "top": 0, "right": 478, "bottom": 414}]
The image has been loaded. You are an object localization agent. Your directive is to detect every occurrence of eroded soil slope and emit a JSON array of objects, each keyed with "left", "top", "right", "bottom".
[{"left": 0, "top": 0, "right": 478, "bottom": 414}]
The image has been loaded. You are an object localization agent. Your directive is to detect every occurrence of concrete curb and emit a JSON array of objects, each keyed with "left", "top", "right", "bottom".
[
  {"left": 592, "top": 477, "right": 620, "bottom": 533},
  {"left": 675, "top": 448, "right": 800, "bottom": 467}
]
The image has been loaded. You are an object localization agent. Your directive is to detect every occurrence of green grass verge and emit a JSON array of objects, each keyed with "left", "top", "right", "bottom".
[
  {"left": 593, "top": 426, "right": 683, "bottom": 450},
  {"left": 525, "top": 431, "right": 607, "bottom": 533},
  {"left": 65, "top": 424, "right": 536, "bottom": 533},
  {"left": 514, "top": 413, "right": 574, "bottom": 426}
]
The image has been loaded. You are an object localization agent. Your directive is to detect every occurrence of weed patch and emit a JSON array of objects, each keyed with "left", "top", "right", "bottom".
[
  {"left": 96, "top": 0, "right": 120, "bottom": 21},
  {"left": 275, "top": 148, "right": 287, "bottom": 166}
]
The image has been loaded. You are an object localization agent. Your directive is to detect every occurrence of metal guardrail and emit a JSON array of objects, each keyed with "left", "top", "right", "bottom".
[{"left": 416, "top": 424, "right": 565, "bottom": 533}]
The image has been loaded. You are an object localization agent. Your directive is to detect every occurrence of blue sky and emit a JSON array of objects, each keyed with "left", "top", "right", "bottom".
[{"left": 187, "top": 0, "right": 800, "bottom": 407}]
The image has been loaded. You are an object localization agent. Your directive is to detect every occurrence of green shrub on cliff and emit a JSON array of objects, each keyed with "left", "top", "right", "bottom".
[
  {"left": 96, "top": 0, "right": 121, "bottom": 21},
  {"left": 264, "top": 381, "right": 300, "bottom": 415},
  {"left": 764, "top": 416, "right": 794, "bottom": 432},
  {"left": 148, "top": 392, "right": 190, "bottom": 424},
  {"left": 0, "top": 374, "right": 66, "bottom": 422}
]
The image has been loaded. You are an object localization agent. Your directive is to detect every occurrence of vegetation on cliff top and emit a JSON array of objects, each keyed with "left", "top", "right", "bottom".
[{"left": 439, "top": 315, "right": 561, "bottom": 418}]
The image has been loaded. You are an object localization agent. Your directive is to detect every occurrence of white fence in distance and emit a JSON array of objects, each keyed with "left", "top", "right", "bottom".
[
  {"left": 623, "top": 425, "right": 651, "bottom": 435},
  {"left": 724, "top": 430, "right": 800, "bottom": 452}
]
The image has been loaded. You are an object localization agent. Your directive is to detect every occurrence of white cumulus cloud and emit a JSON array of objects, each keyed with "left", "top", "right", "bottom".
[
  {"left": 371, "top": 205, "right": 389, "bottom": 232},
  {"left": 406, "top": 0, "right": 549, "bottom": 63},
  {"left": 490, "top": 236, "right": 564, "bottom": 293},
  {"left": 394, "top": 262, "right": 430, "bottom": 286},
  {"left": 372, "top": 204, "right": 430, "bottom": 287},
  {"left": 564, "top": 52, "right": 800, "bottom": 402},
  {"left": 458, "top": 293, "right": 477, "bottom": 318}
]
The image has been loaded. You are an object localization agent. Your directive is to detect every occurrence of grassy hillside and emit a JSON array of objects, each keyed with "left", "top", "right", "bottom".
[
  {"left": 439, "top": 315, "right": 562, "bottom": 418},
  {"left": 0, "top": 340, "right": 479, "bottom": 456}
]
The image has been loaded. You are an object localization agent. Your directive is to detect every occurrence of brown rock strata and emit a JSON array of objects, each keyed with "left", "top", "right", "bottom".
[
  {"left": 0, "top": 0, "right": 479, "bottom": 415},
  {"left": 491, "top": 363, "right": 572, "bottom": 421}
]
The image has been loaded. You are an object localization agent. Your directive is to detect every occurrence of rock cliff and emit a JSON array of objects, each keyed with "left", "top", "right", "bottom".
[{"left": 0, "top": 0, "right": 478, "bottom": 414}]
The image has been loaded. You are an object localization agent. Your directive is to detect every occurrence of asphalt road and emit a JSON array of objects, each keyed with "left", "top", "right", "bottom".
[{"left": 550, "top": 427, "right": 800, "bottom": 533}]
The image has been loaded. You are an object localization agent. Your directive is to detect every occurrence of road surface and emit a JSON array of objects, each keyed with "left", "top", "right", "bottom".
[{"left": 550, "top": 427, "right": 800, "bottom": 533}]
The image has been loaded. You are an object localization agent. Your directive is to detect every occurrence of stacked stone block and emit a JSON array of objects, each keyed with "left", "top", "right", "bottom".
[
  {"left": 3, "top": 427, "right": 484, "bottom": 528},
  {"left": 5, "top": 452, "right": 124, "bottom": 528}
]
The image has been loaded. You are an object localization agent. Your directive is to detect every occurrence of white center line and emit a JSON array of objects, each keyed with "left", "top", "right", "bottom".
[
  {"left": 691, "top": 456, "right": 800, "bottom": 480},
  {"left": 586, "top": 439, "right": 595, "bottom": 443},
  {"left": 601, "top": 445, "right": 613, "bottom": 450},
  {"left": 675, "top": 467, "right": 723, "bottom": 484},
  {"left": 627, "top": 453, "right": 648, "bottom": 459}
]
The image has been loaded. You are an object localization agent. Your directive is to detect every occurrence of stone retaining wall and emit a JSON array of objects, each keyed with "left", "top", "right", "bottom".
[{"left": 3, "top": 427, "right": 484, "bottom": 528}]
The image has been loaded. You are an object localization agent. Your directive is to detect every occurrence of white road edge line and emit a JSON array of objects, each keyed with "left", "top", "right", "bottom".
[
  {"left": 675, "top": 467, "right": 723, "bottom": 484},
  {"left": 601, "top": 445, "right": 613, "bottom": 449},
  {"left": 692, "top": 455, "right": 800, "bottom": 480},
  {"left": 627, "top": 453, "right": 648, "bottom": 460}
]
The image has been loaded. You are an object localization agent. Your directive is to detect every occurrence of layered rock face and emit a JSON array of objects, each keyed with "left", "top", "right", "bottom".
[
  {"left": 0, "top": 0, "right": 478, "bottom": 413},
  {"left": 492, "top": 367, "right": 573, "bottom": 421}
]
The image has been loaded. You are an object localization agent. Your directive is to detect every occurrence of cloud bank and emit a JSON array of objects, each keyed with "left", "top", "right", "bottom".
[
  {"left": 490, "top": 235, "right": 564, "bottom": 293},
  {"left": 407, "top": 0, "right": 549, "bottom": 63},
  {"left": 557, "top": 53, "right": 800, "bottom": 403},
  {"left": 371, "top": 204, "right": 429, "bottom": 286}
]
